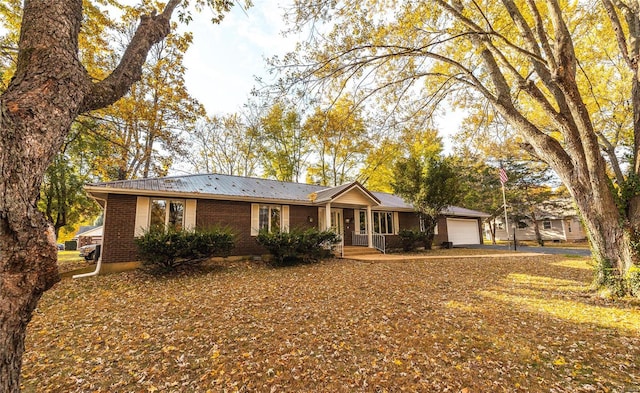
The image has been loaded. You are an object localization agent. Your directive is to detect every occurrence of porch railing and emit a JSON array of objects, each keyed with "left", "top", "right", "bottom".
[
  {"left": 352, "top": 231, "right": 369, "bottom": 246},
  {"left": 334, "top": 235, "right": 344, "bottom": 258},
  {"left": 372, "top": 233, "right": 386, "bottom": 254},
  {"left": 351, "top": 231, "right": 386, "bottom": 254}
]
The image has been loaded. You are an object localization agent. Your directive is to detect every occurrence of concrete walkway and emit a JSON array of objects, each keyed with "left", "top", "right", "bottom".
[
  {"left": 343, "top": 243, "right": 592, "bottom": 261},
  {"left": 344, "top": 252, "right": 543, "bottom": 261},
  {"left": 460, "top": 244, "right": 592, "bottom": 257}
]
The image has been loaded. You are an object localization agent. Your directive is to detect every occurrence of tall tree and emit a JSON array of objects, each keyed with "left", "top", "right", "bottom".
[
  {"left": 93, "top": 21, "right": 203, "bottom": 181},
  {"left": 502, "top": 160, "right": 557, "bottom": 246},
  {"left": 189, "top": 113, "right": 260, "bottom": 176},
  {"left": 304, "top": 97, "right": 371, "bottom": 186},
  {"left": 360, "top": 126, "right": 443, "bottom": 192},
  {"left": 393, "top": 155, "right": 461, "bottom": 249},
  {"left": 281, "top": 0, "right": 640, "bottom": 294},
  {"left": 257, "top": 102, "right": 310, "bottom": 182},
  {"left": 0, "top": 1, "right": 245, "bottom": 390},
  {"left": 455, "top": 157, "right": 504, "bottom": 244}
]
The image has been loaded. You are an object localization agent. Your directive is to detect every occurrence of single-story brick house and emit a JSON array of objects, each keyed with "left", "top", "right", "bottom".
[
  {"left": 488, "top": 198, "right": 587, "bottom": 242},
  {"left": 84, "top": 173, "right": 489, "bottom": 264}
]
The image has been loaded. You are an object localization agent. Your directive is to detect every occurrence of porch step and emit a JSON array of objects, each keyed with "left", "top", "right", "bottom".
[{"left": 341, "top": 246, "right": 382, "bottom": 257}]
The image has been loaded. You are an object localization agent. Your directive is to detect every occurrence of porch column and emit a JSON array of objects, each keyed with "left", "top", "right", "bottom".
[
  {"left": 367, "top": 205, "right": 373, "bottom": 248},
  {"left": 325, "top": 202, "right": 332, "bottom": 231}
]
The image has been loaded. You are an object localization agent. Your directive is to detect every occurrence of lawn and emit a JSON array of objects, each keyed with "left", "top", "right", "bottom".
[
  {"left": 23, "top": 253, "right": 640, "bottom": 392},
  {"left": 57, "top": 250, "right": 90, "bottom": 275}
]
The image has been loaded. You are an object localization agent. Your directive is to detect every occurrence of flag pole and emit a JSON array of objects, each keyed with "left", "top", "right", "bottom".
[
  {"left": 501, "top": 181, "right": 510, "bottom": 249},
  {"left": 499, "top": 166, "right": 510, "bottom": 249}
]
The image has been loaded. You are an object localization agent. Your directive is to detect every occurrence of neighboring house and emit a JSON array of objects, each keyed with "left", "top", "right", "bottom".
[
  {"left": 74, "top": 225, "right": 103, "bottom": 248},
  {"left": 489, "top": 199, "right": 586, "bottom": 242},
  {"left": 84, "top": 173, "right": 490, "bottom": 264}
]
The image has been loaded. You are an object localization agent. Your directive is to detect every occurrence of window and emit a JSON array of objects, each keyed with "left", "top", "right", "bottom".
[
  {"left": 259, "top": 205, "right": 281, "bottom": 232},
  {"left": 543, "top": 220, "right": 552, "bottom": 230},
  {"left": 372, "top": 211, "right": 394, "bottom": 234},
  {"left": 150, "top": 199, "right": 184, "bottom": 230},
  {"left": 517, "top": 221, "right": 529, "bottom": 229},
  {"left": 359, "top": 210, "right": 367, "bottom": 234},
  {"left": 419, "top": 215, "right": 438, "bottom": 234},
  {"left": 567, "top": 220, "right": 572, "bottom": 232},
  {"left": 251, "top": 204, "right": 289, "bottom": 235}
]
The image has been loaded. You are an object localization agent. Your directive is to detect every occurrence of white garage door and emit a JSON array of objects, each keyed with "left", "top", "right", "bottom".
[{"left": 446, "top": 218, "right": 480, "bottom": 245}]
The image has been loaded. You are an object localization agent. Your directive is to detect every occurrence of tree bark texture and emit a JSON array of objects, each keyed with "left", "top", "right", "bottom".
[{"left": 0, "top": 0, "right": 179, "bottom": 391}]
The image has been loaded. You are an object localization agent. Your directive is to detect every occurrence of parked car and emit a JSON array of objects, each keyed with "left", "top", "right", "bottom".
[{"left": 79, "top": 243, "right": 99, "bottom": 261}]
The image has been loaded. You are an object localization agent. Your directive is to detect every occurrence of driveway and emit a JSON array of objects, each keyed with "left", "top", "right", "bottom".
[{"left": 458, "top": 243, "right": 592, "bottom": 257}]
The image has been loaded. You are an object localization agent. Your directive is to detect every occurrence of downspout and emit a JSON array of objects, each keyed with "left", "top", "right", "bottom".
[{"left": 73, "top": 251, "right": 102, "bottom": 279}]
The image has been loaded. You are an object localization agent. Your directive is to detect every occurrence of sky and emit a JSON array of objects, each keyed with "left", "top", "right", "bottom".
[
  {"left": 177, "top": 1, "right": 461, "bottom": 151},
  {"left": 180, "top": 1, "right": 299, "bottom": 115}
]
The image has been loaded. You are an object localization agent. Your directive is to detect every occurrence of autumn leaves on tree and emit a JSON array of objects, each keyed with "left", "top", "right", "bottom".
[{"left": 278, "top": 0, "right": 640, "bottom": 294}]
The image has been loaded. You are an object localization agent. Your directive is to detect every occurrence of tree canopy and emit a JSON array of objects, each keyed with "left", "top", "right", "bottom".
[{"left": 278, "top": 0, "right": 640, "bottom": 294}]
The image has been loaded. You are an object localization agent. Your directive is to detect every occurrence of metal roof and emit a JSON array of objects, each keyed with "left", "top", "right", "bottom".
[
  {"left": 87, "top": 173, "right": 328, "bottom": 203},
  {"left": 441, "top": 206, "right": 492, "bottom": 218},
  {"left": 86, "top": 173, "right": 489, "bottom": 216}
]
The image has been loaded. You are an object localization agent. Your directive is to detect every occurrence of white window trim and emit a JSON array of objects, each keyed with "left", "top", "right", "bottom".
[
  {"left": 372, "top": 211, "right": 396, "bottom": 235},
  {"left": 135, "top": 197, "right": 196, "bottom": 236},
  {"left": 251, "top": 203, "right": 289, "bottom": 236}
]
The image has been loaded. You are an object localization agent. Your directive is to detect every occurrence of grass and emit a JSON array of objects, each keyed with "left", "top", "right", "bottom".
[
  {"left": 56, "top": 250, "right": 90, "bottom": 275},
  {"left": 23, "top": 252, "right": 640, "bottom": 392}
]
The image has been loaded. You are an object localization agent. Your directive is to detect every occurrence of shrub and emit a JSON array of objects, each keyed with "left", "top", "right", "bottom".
[
  {"left": 256, "top": 228, "right": 340, "bottom": 266},
  {"left": 398, "top": 228, "right": 428, "bottom": 251},
  {"left": 628, "top": 265, "right": 640, "bottom": 297},
  {"left": 135, "top": 227, "right": 234, "bottom": 271}
]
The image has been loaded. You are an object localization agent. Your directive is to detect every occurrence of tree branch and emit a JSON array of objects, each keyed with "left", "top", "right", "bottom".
[{"left": 80, "top": 0, "right": 181, "bottom": 112}]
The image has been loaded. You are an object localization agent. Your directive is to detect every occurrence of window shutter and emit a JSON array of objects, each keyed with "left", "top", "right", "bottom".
[
  {"left": 354, "top": 211, "right": 361, "bottom": 234},
  {"left": 318, "top": 207, "right": 325, "bottom": 230},
  {"left": 282, "top": 205, "right": 290, "bottom": 232},
  {"left": 134, "top": 197, "right": 150, "bottom": 237},
  {"left": 184, "top": 199, "right": 197, "bottom": 230},
  {"left": 251, "top": 203, "right": 260, "bottom": 236},
  {"left": 393, "top": 212, "right": 399, "bottom": 234}
]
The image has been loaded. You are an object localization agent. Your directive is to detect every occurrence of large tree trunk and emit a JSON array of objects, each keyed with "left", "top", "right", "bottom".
[
  {"left": 573, "top": 188, "right": 634, "bottom": 290},
  {"left": 0, "top": 0, "right": 178, "bottom": 390}
]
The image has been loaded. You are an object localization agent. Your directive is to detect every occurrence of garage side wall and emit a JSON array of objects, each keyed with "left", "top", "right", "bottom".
[{"left": 102, "top": 194, "right": 139, "bottom": 263}]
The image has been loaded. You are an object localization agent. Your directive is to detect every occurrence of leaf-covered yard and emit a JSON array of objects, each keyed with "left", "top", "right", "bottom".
[{"left": 23, "top": 253, "right": 640, "bottom": 392}]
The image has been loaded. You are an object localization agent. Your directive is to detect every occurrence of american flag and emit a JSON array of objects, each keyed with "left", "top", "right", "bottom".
[{"left": 499, "top": 167, "right": 508, "bottom": 185}]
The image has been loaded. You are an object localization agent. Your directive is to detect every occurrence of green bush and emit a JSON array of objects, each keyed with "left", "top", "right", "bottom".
[
  {"left": 135, "top": 227, "right": 234, "bottom": 271},
  {"left": 256, "top": 228, "right": 340, "bottom": 266},
  {"left": 398, "top": 228, "right": 428, "bottom": 251}
]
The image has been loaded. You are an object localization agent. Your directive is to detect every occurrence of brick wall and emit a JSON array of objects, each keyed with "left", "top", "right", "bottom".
[
  {"left": 434, "top": 216, "right": 449, "bottom": 245},
  {"left": 196, "top": 199, "right": 263, "bottom": 255},
  {"left": 289, "top": 205, "right": 318, "bottom": 230},
  {"left": 102, "top": 194, "right": 138, "bottom": 263},
  {"left": 197, "top": 201, "right": 321, "bottom": 256},
  {"left": 398, "top": 211, "right": 420, "bottom": 230}
]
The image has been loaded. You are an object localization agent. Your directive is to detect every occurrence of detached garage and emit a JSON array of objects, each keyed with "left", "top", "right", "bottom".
[{"left": 439, "top": 206, "right": 490, "bottom": 246}]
